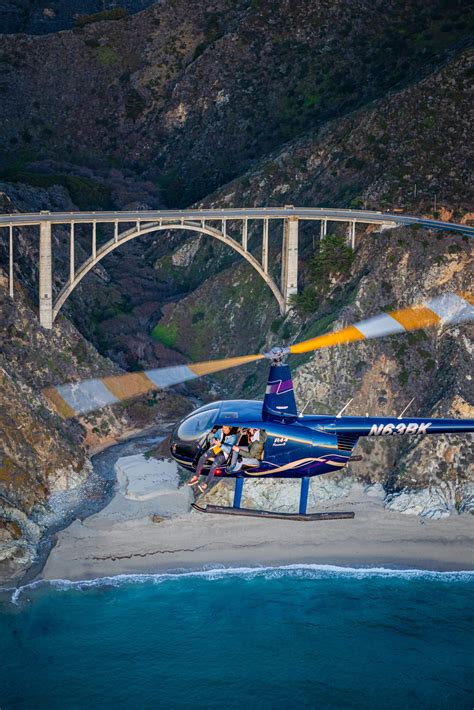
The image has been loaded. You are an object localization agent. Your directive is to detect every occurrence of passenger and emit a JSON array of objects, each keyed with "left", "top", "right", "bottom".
[
  {"left": 187, "top": 425, "right": 237, "bottom": 492},
  {"left": 229, "top": 428, "right": 267, "bottom": 471}
]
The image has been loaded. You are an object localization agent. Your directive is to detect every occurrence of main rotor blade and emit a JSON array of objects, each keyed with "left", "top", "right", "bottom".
[
  {"left": 289, "top": 292, "right": 473, "bottom": 355},
  {"left": 44, "top": 353, "right": 263, "bottom": 418},
  {"left": 44, "top": 291, "right": 472, "bottom": 419}
]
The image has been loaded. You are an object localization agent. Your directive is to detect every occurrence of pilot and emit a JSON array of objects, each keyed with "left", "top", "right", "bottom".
[
  {"left": 229, "top": 428, "right": 267, "bottom": 471},
  {"left": 187, "top": 425, "right": 237, "bottom": 492}
]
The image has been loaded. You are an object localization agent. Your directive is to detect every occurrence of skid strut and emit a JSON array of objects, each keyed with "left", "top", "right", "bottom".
[{"left": 191, "top": 475, "right": 355, "bottom": 521}]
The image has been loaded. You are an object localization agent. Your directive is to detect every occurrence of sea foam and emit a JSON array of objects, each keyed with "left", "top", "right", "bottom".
[{"left": 4, "top": 563, "right": 473, "bottom": 604}]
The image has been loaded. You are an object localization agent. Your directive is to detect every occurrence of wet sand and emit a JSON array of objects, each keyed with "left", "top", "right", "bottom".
[{"left": 39, "top": 460, "right": 474, "bottom": 581}]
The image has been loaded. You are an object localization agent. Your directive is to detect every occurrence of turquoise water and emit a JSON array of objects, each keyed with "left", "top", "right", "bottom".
[{"left": 1, "top": 566, "right": 473, "bottom": 709}]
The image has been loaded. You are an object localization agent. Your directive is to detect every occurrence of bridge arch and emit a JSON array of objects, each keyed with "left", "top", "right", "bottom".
[
  {"left": 5, "top": 205, "right": 470, "bottom": 329},
  {"left": 52, "top": 221, "right": 285, "bottom": 321}
]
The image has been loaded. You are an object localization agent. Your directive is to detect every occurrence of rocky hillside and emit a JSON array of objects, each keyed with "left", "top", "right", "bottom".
[
  {"left": 58, "top": 44, "right": 474, "bottom": 375},
  {"left": 0, "top": 0, "right": 472, "bottom": 203},
  {"left": 0, "top": 0, "right": 473, "bottom": 581},
  {"left": 153, "top": 46, "right": 473, "bottom": 383},
  {"left": 0, "top": 1, "right": 154, "bottom": 35},
  {"left": 149, "top": 43, "right": 474, "bottom": 505},
  {"left": 0, "top": 188, "right": 191, "bottom": 584},
  {"left": 0, "top": 264, "right": 191, "bottom": 582}
]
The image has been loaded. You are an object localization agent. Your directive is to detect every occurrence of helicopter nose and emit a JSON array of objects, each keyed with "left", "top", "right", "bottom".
[
  {"left": 169, "top": 431, "right": 194, "bottom": 463},
  {"left": 169, "top": 407, "right": 220, "bottom": 463}
]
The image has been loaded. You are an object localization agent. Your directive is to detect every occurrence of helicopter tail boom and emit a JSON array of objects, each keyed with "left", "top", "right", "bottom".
[{"left": 323, "top": 416, "right": 474, "bottom": 438}]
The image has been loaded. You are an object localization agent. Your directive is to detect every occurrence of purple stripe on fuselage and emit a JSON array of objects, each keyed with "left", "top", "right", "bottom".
[{"left": 266, "top": 379, "right": 294, "bottom": 395}]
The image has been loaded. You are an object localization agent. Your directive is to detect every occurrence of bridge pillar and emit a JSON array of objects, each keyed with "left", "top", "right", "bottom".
[
  {"left": 39, "top": 222, "right": 53, "bottom": 329},
  {"left": 242, "top": 219, "right": 248, "bottom": 251},
  {"left": 92, "top": 222, "right": 97, "bottom": 260},
  {"left": 262, "top": 218, "right": 269, "bottom": 273},
  {"left": 8, "top": 225, "right": 14, "bottom": 299},
  {"left": 347, "top": 221, "right": 356, "bottom": 250},
  {"left": 321, "top": 219, "right": 327, "bottom": 239},
  {"left": 281, "top": 217, "right": 298, "bottom": 313}
]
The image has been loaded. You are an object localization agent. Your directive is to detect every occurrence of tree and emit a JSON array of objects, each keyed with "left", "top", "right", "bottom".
[
  {"left": 291, "top": 233, "right": 354, "bottom": 315},
  {"left": 311, "top": 233, "right": 354, "bottom": 285}
]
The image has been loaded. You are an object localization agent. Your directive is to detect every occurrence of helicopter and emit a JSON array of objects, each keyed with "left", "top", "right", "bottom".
[{"left": 44, "top": 291, "right": 474, "bottom": 521}]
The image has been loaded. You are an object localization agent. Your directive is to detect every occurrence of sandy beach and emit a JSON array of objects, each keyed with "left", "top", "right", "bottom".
[{"left": 37, "top": 453, "right": 474, "bottom": 582}]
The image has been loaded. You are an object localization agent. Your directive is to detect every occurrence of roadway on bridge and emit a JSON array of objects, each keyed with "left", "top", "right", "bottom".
[{"left": 1, "top": 207, "right": 473, "bottom": 236}]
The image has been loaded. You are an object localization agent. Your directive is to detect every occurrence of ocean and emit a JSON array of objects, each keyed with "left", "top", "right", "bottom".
[{"left": 1, "top": 565, "right": 473, "bottom": 709}]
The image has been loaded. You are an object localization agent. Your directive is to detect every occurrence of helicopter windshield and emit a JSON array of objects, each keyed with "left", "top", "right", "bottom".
[{"left": 176, "top": 408, "right": 220, "bottom": 443}]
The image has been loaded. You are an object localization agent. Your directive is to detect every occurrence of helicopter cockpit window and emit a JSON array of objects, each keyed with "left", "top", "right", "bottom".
[{"left": 176, "top": 409, "right": 219, "bottom": 442}]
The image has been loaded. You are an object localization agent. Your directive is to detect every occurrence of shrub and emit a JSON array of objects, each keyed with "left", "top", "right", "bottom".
[
  {"left": 398, "top": 371, "right": 409, "bottom": 385},
  {"left": 150, "top": 324, "right": 178, "bottom": 348},
  {"left": 270, "top": 316, "right": 284, "bottom": 333},
  {"left": 125, "top": 88, "right": 147, "bottom": 120},
  {"left": 311, "top": 233, "right": 354, "bottom": 285},
  {"left": 76, "top": 9, "right": 128, "bottom": 27},
  {"left": 345, "top": 156, "right": 365, "bottom": 170},
  {"left": 290, "top": 286, "right": 317, "bottom": 314},
  {"left": 93, "top": 46, "right": 119, "bottom": 66},
  {"left": 191, "top": 311, "right": 205, "bottom": 324},
  {"left": 303, "top": 93, "right": 320, "bottom": 108}
]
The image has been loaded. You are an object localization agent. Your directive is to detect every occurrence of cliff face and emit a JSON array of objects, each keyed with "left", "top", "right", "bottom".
[
  {"left": 0, "top": 269, "right": 103, "bottom": 582},
  {"left": 0, "top": 187, "right": 191, "bottom": 584},
  {"left": 0, "top": 260, "right": 191, "bottom": 582},
  {"left": 292, "top": 229, "right": 473, "bottom": 496}
]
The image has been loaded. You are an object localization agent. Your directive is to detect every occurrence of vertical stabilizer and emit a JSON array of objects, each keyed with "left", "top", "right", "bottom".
[{"left": 262, "top": 363, "right": 298, "bottom": 421}]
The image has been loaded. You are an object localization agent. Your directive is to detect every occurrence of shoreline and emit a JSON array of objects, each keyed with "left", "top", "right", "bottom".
[
  {"left": 8, "top": 431, "right": 472, "bottom": 589},
  {"left": 35, "top": 482, "right": 474, "bottom": 583},
  {"left": 3, "top": 561, "right": 473, "bottom": 602}
]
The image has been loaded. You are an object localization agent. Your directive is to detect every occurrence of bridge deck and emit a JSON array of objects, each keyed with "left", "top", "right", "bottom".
[{"left": 0, "top": 207, "right": 473, "bottom": 235}]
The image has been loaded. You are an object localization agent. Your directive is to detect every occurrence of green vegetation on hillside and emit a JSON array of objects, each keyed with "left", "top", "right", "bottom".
[
  {"left": 93, "top": 46, "right": 120, "bottom": 66},
  {"left": 150, "top": 324, "right": 178, "bottom": 348}
]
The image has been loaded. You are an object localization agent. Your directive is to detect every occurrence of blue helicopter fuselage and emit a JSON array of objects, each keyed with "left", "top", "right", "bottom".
[
  {"left": 170, "top": 399, "right": 348, "bottom": 479},
  {"left": 169, "top": 397, "right": 474, "bottom": 480}
]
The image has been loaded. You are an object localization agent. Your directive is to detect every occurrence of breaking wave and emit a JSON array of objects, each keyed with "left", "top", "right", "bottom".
[{"left": 4, "top": 563, "right": 473, "bottom": 604}]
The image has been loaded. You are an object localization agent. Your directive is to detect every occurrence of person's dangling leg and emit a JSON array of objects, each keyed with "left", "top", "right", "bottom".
[
  {"left": 196, "top": 449, "right": 214, "bottom": 477},
  {"left": 187, "top": 449, "right": 213, "bottom": 485},
  {"left": 201, "top": 453, "right": 226, "bottom": 489}
]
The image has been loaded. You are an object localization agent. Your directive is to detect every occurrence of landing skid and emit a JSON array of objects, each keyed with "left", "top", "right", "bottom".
[{"left": 191, "top": 502, "right": 355, "bottom": 522}]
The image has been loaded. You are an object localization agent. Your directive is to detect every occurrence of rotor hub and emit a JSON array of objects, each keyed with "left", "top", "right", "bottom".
[{"left": 263, "top": 346, "right": 290, "bottom": 365}]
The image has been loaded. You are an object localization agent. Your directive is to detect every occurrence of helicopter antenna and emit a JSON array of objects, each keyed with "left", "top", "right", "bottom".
[
  {"left": 397, "top": 397, "right": 415, "bottom": 419},
  {"left": 298, "top": 387, "right": 317, "bottom": 417},
  {"left": 298, "top": 398, "right": 311, "bottom": 417},
  {"left": 336, "top": 398, "right": 353, "bottom": 418}
]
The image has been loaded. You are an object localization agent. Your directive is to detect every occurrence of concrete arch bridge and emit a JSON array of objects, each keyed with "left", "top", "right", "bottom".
[{"left": 1, "top": 207, "right": 472, "bottom": 329}]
